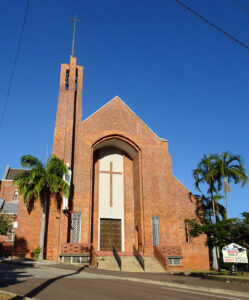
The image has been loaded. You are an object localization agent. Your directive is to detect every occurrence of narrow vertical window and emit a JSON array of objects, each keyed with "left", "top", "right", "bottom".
[
  {"left": 75, "top": 68, "right": 78, "bottom": 91},
  {"left": 65, "top": 69, "right": 69, "bottom": 90},
  {"left": 151, "top": 216, "right": 160, "bottom": 246},
  {"left": 72, "top": 212, "right": 81, "bottom": 243},
  {"left": 7, "top": 228, "right": 14, "bottom": 241},
  {"left": 185, "top": 221, "right": 190, "bottom": 243}
]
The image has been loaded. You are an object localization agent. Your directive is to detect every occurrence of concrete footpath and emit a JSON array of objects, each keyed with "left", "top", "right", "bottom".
[
  {"left": 1, "top": 259, "right": 249, "bottom": 299},
  {"left": 0, "top": 289, "right": 34, "bottom": 300}
]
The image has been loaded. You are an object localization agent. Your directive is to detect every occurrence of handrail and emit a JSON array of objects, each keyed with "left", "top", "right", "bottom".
[
  {"left": 133, "top": 244, "right": 144, "bottom": 271},
  {"left": 112, "top": 244, "right": 121, "bottom": 270}
]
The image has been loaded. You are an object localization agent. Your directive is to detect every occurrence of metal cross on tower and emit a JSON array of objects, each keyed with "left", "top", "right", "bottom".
[{"left": 69, "top": 15, "right": 81, "bottom": 57}]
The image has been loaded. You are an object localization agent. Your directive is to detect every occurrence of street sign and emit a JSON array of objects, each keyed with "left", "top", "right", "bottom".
[{"left": 222, "top": 243, "right": 248, "bottom": 263}]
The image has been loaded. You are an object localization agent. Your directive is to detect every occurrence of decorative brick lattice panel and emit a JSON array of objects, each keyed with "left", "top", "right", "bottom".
[
  {"left": 61, "top": 243, "right": 90, "bottom": 254},
  {"left": 151, "top": 216, "right": 160, "bottom": 246},
  {"left": 72, "top": 212, "right": 81, "bottom": 243},
  {"left": 160, "top": 246, "right": 182, "bottom": 256}
]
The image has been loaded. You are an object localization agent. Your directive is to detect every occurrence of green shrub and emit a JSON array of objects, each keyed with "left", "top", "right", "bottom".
[
  {"left": 32, "top": 246, "right": 41, "bottom": 260},
  {"left": 19, "top": 251, "right": 26, "bottom": 259}
]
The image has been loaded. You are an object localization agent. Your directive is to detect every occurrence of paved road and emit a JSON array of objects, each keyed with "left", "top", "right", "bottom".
[{"left": 0, "top": 263, "right": 248, "bottom": 300}]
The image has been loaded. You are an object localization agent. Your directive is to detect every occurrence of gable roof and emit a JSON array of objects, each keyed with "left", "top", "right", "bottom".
[
  {"left": 2, "top": 165, "right": 26, "bottom": 180},
  {"left": 83, "top": 96, "right": 168, "bottom": 141},
  {"left": 0, "top": 199, "right": 18, "bottom": 214}
]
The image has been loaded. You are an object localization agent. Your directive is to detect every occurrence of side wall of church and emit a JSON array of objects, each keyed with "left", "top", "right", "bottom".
[{"left": 14, "top": 198, "right": 42, "bottom": 257}]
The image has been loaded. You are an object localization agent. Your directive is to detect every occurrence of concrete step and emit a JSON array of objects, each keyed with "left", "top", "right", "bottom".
[
  {"left": 97, "top": 255, "right": 166, "bottom": 272},
  {"left": 97, "top": 256, "right": 120, "bottom": 271},
  {"left": 144, "top": 256, "right": 165, "bottom": 272},
  {"left": 120, "top": 256, "right": 144, "bottom": 272}
]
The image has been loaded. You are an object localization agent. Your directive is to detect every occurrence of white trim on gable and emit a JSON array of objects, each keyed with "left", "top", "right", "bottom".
[
  {"left": 3, "top": 165, "right": 10, "bottom": 180},
  {"left": 82, "top": 96, "right": 118, "bottom": 124},
  {"left": 82, "top": 96, "right": 166, "bottom": 140}
]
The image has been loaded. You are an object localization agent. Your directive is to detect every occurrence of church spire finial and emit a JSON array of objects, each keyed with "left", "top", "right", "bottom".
[{"left": 69, "top": 15, "right": 81, "bottom": 57}]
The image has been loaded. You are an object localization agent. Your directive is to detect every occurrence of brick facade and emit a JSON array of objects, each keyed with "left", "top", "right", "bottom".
[
  {"left": 0, "top": 180, "right": 18, "bottom": 202},
  {"left": 0, "top": 171, "right": 19, "bottom": 245},
  {"left": 14, "top": 57, "right": 210, "bottom": 270}
]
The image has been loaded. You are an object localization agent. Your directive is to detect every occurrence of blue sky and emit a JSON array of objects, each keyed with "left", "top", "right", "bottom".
[{"left": 1, "top": 0, "right": 248, "bottom": 217}]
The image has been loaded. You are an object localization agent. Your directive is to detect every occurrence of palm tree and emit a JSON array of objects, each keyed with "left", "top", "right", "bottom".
[
  {"left": 211, "top": 152, "right": 248, "bottom": 219},
  {"left": 193, "top": 154, "right": 221, "bottom": 224},
  {"left": 202, "top": 194, "right": 226, "bottom": 223},
  {"left": 14, "top": 155, "right": 70, "bottom": 260},
  {"left": 193, "top": 154, "right": 222, "bottom": 270}
]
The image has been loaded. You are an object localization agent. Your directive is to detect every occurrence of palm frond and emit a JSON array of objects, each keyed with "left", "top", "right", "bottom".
[
  {"left": 21, "top": 155, "right": 43, "bottom": 169},
  {"left": 59, "top": 178, "right": 70, "bottom": 198},
  {"left": 47, "top": 155, "right": 68, "bottom": 177}
]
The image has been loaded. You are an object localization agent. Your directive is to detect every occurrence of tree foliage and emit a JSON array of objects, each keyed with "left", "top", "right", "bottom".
[
  {"left": 0, "top": 212, "right": 12, "bottom": 235},
  {"left": 201, "top": 194, "right": 226, "bottom": 223},
  {"left": 14, "top": 154, "right": 70, "bottom": 259},
  {"left": 188, "top": 212, "right": 249, "bottom": 250},
  {"left": 14, "top": 155, "right": 70, "bottom": 203},
  {"left": 193, "top": 152, "right": 248, "bottom": 220},
  {"left": 193, "top": 155, "right": 221, "bottom": 224},
  {"left": 192, "top": 152, "right": 248, "bottom": 269},
  {"left": 210, "top": 152, "right": 248, "bottom": 218}
]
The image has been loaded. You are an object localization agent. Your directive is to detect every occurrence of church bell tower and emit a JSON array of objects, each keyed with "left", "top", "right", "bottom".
[
  {"left": 52, "top": 56, "right": 83, "bottom": 169},
  {"left": 53, "top": 15, "right": 83, "bottom": 168}
]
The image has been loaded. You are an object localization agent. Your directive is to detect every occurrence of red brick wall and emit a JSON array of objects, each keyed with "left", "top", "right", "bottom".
[
  {"left": 0, "top": 180, "right": 18, "bottom": 202},
  {"left": 123, "top": 154, "right": 135, "bottom": 252},
  {"left": 14, "top": 197, "right": 42, "bottom": 258}
]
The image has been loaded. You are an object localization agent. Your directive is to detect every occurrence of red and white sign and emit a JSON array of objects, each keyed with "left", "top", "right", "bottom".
[{"left": 222, "top": 243, "right": 248, "bottom": 263}]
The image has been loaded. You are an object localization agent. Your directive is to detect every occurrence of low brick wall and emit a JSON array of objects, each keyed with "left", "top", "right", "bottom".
[
  {"left": 160, "top": 245, "right": 182, "bottom": 256},
  {"left": 154, "top": 246, "right": 167, "bottom": 270},
  {"left": 154, "top": 246, "right": 183, "bottom": 270},
  {"left": 61, "top": 243, "right": 90, "bottom": 255}
]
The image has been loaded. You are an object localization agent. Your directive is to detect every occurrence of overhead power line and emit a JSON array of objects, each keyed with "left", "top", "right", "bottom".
[
  {"left": 0, "top": 0, "right": 30, "bottom": 129},
  {"left": 233, "top": 0, "right": 249, "bottom": 13},
  {"left": 172, "top": 0, "right": 249, "bottom": 51}
]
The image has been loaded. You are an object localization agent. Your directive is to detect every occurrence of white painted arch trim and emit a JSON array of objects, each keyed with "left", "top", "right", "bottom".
[{"left": 93, "top": 137, "right": 138, "bottom": 159}]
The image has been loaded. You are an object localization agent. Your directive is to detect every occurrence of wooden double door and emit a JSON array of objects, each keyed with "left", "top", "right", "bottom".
[{"left": 100, "top": 218, "right": 121, "bottom": 251}]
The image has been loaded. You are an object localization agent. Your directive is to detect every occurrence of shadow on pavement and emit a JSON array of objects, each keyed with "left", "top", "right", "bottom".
[
  {"left": 0, "top": 262, "right": 33, "bottom": 288},
  {"left": 12, "top": 266, "right": 87, "bottom": 299}
]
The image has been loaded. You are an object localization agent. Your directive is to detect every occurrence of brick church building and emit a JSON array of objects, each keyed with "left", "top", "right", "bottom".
[{"left": 14, "top": 56, "right": 209, "bottom": 270}]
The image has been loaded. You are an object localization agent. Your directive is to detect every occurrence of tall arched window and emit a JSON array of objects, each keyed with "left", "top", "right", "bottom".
[{"left": 13, "top": 191, "right": 18, "bottom": 201}]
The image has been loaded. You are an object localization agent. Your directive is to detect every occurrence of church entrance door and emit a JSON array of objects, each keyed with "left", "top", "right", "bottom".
[{"left": 100, "top": 218, "right": 121, "bottom": 251}]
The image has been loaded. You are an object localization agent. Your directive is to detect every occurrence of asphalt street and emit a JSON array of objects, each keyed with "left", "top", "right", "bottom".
[{"left": 0, "top": 263, "right": 249, "bottom": 300}]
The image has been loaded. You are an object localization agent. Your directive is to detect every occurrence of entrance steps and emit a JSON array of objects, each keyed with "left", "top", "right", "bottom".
[
  {"left": 143, "top": 257, "right": 165, "bottom": 272},
  {"left": 97, "top": 256, "right": 120, "bottom": 271},
  {"left": 120, "top": 256, "right": 144, "bottom": 272},
  {"left": 97, "top": 255, "right": 165, "bottom": 272}
]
